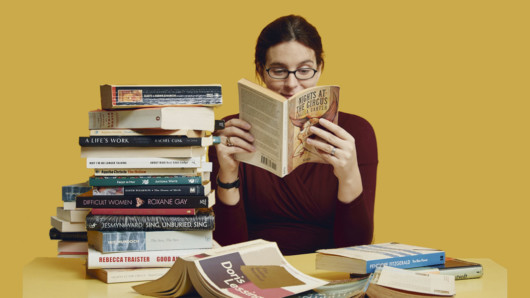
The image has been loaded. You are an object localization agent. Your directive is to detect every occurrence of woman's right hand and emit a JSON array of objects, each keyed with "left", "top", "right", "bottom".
[{"left": 214, "top": 118, "right": 255, "bottom": 198}]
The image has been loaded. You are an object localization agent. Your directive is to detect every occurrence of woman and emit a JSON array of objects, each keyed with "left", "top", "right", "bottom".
[{"left": 210, "top": 15, "right": 378, "bottom": 255}]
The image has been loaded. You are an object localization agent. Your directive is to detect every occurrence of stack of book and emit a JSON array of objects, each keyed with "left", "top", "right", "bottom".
[
  {"left": 50, "top": 182, "right": 91, "bottom": 258},
  {"left": 76, "top": 84, "right": 223, "bottom": 283}
]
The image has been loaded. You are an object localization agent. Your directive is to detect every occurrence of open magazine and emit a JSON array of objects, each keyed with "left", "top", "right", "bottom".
[
  {"left": 132, "top": 239, "right": 327, "bottom": 297},
  {"left": 236, "top": 79, "right": 339, "bottom": 177}
]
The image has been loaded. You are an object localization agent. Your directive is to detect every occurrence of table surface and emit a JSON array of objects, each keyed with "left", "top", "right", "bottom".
[{"left": 23, "top": 255, "right": 507, "bottom": 297}]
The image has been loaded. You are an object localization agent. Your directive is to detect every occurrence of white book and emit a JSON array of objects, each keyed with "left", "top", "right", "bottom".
[
  {"left": 88, "top": 107, "right": 215, "bottom": 131},
  {"left": 81, "top": 146, "right": 207, "bottom": 158},
  {"left": 87, "top": 267, "right": 170, "bottom": 284},
  {"left": 58, "top": 241, "right": 88, "bottom": 253},
  {"left": 51, "top": 216, "right": 87, "bottom": 232},
  {"left": 56, "top": 207, "right": 90, "bottom": 223},
  {"left": 86, "top": 157, "right": 202, "bottom": 169},
  {"left": 87, "top": 243, "right": 219, "bottom": 269}
]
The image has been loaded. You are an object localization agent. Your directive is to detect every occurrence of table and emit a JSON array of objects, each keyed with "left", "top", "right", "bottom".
[{"left": 23, "top": 255, "right": 506, "bottom": 297}]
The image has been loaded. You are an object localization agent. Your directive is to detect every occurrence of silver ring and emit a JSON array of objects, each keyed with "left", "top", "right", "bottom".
[
  {"left": 226, "top": 136, "right": 233, "bottom": 147},
  {"left": 330, "top": 146, "right": 336, "bottom": 156}
]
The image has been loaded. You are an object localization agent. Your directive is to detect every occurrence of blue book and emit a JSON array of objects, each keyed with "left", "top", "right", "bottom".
[
  {"left": 316, "top": 242, "right": 445, "bottom": 274},
  {"left": 62, "top": 182, "right": 91, "bottom": 202}
]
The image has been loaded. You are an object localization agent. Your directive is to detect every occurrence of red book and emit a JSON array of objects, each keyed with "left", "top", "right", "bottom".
[{"left": 89, "top": 208, "right": 197, "bottom": 215}]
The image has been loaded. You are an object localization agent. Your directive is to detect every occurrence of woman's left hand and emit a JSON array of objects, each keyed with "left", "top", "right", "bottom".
[{"left": 306, "top": 118, "right": 363, "bottom": 203}]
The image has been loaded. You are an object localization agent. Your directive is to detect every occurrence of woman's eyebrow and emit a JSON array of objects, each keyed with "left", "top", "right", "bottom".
[{"left": 268, "top": 60, "right": 315, "bottom": 68}]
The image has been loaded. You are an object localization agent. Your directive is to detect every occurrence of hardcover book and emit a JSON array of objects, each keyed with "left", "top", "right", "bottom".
[
  {"left": 85, "top": 209, "right": 215, "bottom": 231},
  {"left": 316, "top": 242, "right": 445, "bottom": 274},
  {"left": 88, "top": 107, "right": 216, "bottom": 131},
  {"left": 86, "top": 156, "right": 203, "bottom": 169},
  {"left": 89, "top": 208, "right": 202, "bottom": 216},
  {"left": 133, "top": 239, "right": 327, "bottom": 297},
  {"left": 91, "top": 182, "right": 211, "bottom": 196},
  {"left": 88, "top": 175, "right": 203, "bottom": 186},
  {"left": 79, "top": 135, "right": 219, "bottom": 147},
  {"left": 49, "top": 228, "right": 87, "bottom": 241},
  {"left": 87, "top": 245, "right": 219, "bottom": 269},
  {"left": 93, "top": 168, "right": 211, "bottom": 178},
  {"left": 76, "top": 189, "right": 214, "bottom": 209},
  {"left": 88, "top": 230, "right": 213, "bottom": 253},
  {"left": 100, "top": 84, "right": 222, "bottom": 109},
  {"left": 236, "top": 78, "right": 339, "bottom": 177}
]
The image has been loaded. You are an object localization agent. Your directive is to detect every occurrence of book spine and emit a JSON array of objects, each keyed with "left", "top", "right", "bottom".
[
  {"left": 89, "top": 175, "right": 202, "bottom": 186},
  {"left": 93, "top": 184, "right": 208, "bottom": 196},
  {"left": 87, "top": 267, "right": 170, "bottom": 283},
  {"left": 79, "top": 136, "right": 210, "bottom": 147},
  {"left": 439, "top": 266, "right": 483, "bottom": 280},
  {"left": 87, "top": 247, "right": 209, "bottom": 269},
  {"left": 89, "top": 208, "right": 198, "bottom": 215},
  {"left": 101, "top": 85, "right": 222, "bottom": 109},
  {"left": 85, "top": 213, "right": 215, "bottom": 231},
  {"left": 365, "top": 252, "right": 446, "bottom": 273},
  {"left": 77, "top": 195, "right": 211, "bottom": 209},
  {"left": 86, "top": 157, "right": 201, "bottom": 169},
  {"left": 89, "top": 230, "right": 213, "bottom": 253}
]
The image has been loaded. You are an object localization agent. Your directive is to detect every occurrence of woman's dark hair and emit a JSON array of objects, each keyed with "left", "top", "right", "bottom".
[{"left": 255, "top": 15, "right": 324, "bottom": 81}]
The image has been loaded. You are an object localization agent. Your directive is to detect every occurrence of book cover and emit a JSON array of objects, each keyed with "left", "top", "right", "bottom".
[
  {"left": 89, "top": 208, "right": 201, "bottom": 216},
  {"left": 88, "top": 230, "right": 213, "bottom": 253},
  {"left": 133, "top": 239, "right": 327, "bottom": 297},
  {"left": 100, "top": 84, "right": 222, "bottom": 109},
  {"left": 236, "top": 78, "right": 339, "bottom": 177},
  {"left": 87, "top": 267, "right": 170, "bottom": 284},
  {"left": 88, "top": 107, "right": 216, "bottom": 131},
  {"left": 91, "top": 182, "right": 211, "bottom": 196},
  {"left": 85, "top": 209, "right": 215, "bottom": 231},
  {"left": 76, "top": 189, "right": 214, "bottom": 209},
  {"left": 316, "top": 242, "right": 445, "bottom": 274},
  {"left": 86, "top": 156, "right": 202, "bottom": 169},
  {"left": 88, "top": 175, "right": 203, "bottom": 186},
  {"left": 79, "top": 135, "right": 218, "bottom": 147},
  {"left": 411, "top": 257, "right": 484, "bottom": 280}
]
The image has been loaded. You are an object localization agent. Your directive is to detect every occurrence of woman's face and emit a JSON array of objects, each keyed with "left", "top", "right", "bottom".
[{"left": 262, "top": 41, "right": 321, "bottom": 98}]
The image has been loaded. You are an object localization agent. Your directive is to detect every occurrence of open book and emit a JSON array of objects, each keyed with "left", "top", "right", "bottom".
[
  {"left": 236, "top": 78, "right": 339, "bottom": 177},
  {"left": 133, "top": 239, "right": 327, "bottom": 297}
]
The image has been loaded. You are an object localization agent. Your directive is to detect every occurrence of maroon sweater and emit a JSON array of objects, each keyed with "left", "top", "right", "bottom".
[{"left": 209, "top": 112, "right": 378, "bottom": 255}]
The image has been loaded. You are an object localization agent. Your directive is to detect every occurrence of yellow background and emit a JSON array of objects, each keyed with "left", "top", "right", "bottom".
[{"left": 2, "top": 0, "right": 527, "bottom": 296}]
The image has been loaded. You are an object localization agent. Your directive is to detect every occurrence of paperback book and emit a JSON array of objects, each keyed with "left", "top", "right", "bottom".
[
  {"left": 76, "top": 189, "right": 214, "bottom": 209},
  {"left": 80, "top": 145, "right": 207, "bottom": 158},
  {"left": 79, "top": 135, "right": 218, "bottom": 147},
  {"left": 91, "top": 182, "right": 211, "bottom": 196},
  {"left": 85, "top": 209, "right": 215, "bottom": 231},
  {"left": 62, "top": 182, "right": 91, "bottom": 202},
  {"left": 88, "top": 175, "right": 203, "bottom": 186},
  {"left": 86, "top": 157, "right": 203, "bottom": 169},
  {"left": 100, "top": 84, "right": 222, "bottom": 109},
  {"left": 87, "top": 267, "right": 170, "bottom": 284},
  {"left": 88, "top": 230, "right": 213, "bottom": 253},
  {"left": 49, "top": 228, "right": 87, "bottom": 241},
  {"left": 89, "top": 208, "right": 202, "bottom": 216},
  {"left": 316, "top": 242, "right": 445, "bottom": 274},
  {"left": 133, "top": 239, "right": 327, "bottom": 298},
  {"left": 88, "top": 107, "right": 216, "bottom": 131},
  {"left": 236, "top": 78, "right": 339, "bottom": 177}
]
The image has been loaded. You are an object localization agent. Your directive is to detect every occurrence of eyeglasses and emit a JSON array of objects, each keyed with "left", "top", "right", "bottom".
[{"left": 265, "top": 67, "right": 318, "bottom": 80}]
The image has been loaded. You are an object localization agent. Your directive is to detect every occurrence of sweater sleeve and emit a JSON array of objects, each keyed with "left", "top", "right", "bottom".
[
  {"left": 333, "top": 113, "right": 378, "bottom": 247},
  {"left": 210, "top": 114, "right": 249, "bottom": 246}
]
